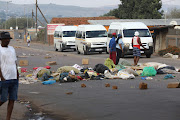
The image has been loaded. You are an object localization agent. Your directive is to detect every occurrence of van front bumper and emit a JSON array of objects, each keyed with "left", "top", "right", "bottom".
[
  {"left": 62, "top": 44, "right": 76, "bottom": 49},
  {"left": 123, "top": 46, "right": 153, "bottom": 55},
  {"left": 86, "top": 46, "right": 107, "bottom": 52}
]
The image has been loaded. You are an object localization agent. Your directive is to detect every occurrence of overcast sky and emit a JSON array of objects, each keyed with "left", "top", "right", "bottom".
[{"left": 6, "top": 0, "right": 180, "bottom": 7}]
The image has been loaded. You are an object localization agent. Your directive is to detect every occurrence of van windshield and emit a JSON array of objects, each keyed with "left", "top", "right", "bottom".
[
  {"left": 86, "top": 31, "right": 107, "bottom": 38},
  {"left": 123, "top": 29, "right": 151, "bottom": 37},
  {"left": 63, "top": 31, "right": 76, "bottom": 37}
]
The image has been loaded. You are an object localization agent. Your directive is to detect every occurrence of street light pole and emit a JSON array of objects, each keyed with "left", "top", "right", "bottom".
[{"left": 5, "top": 1, "right": 12, "bottom": 30}]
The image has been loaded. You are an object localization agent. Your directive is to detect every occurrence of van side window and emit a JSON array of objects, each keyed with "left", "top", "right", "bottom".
[
  {"left": 54, "top": 31, "right": 59, "bottom": 37},
  {"left": 82, "top": 32, "right": 85, "bottom": 39},
  {"left": 108, "top": 29, "right": 118, "bottom": 38},
  {"left": 59, "top": 32, "right": 62, "bottom": 37},
  {"left": 76, "top": 31, "right": 82, "bottom": 38}
]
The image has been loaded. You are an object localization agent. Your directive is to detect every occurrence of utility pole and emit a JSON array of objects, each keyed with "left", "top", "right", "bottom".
[
  {"left": 32, "top": 9, "right": 34, "bottom": 28},
  {"left": 5, "top": 1, "right": 12, "bottom": 30},
  {"left": 36, "top": 0, "right": 37, "bottom": 34}
]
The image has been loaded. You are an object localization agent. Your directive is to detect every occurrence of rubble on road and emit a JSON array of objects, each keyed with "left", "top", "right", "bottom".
[{"left": 18, "top": 57, "right": 180, "bottom": 89}]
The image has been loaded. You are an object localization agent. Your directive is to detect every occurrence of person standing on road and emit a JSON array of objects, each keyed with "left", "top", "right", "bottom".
[
  {"left": 26, "top": 33, "right": 31, "bottom": 47},
  {"left": 116, "top": 34, "right": 124, "bottom": 65},
  {"left": 132, "top": 31, "right": 146, "bottom": 66},
  {"left": 0, "top": 32, "right": 19, "bottom": 120},
  {"left": 109, "top": 33, "right": 117, "bottom": 64}
]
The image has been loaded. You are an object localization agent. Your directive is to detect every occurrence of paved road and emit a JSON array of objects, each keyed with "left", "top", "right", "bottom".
[{"left": 10, "top": 40, "right": 180, "bottom": 120}]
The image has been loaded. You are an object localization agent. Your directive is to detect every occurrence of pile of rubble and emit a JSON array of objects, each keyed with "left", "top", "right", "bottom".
[{"left": 18, "top": 58, "right": 180, "bottom": 87}]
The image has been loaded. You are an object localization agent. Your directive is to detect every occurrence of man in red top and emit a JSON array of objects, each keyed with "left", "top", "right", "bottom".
[{"left": 132, "top": 31, "right": 146, "bottom": 66}]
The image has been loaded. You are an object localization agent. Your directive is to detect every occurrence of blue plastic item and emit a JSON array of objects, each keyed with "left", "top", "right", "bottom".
[
  {"left": 42, "top": 80, "right": 56, "bottom": 85},
  {"left": 164, "top": 74, "right": 175, "bottom": 79}
]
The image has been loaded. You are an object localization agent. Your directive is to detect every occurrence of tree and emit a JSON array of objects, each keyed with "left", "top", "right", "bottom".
[
  {"left": 103, "top": 0, "right": 163, "bottom": 19},
  {"left": 166, "top": 8, "right": 180, "bottom": 18},
  {"left": 0, "top": 17, "right": 35, "bottom": 29}
]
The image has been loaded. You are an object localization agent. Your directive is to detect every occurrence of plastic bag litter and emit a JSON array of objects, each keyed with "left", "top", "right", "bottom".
[
  {"left": 120, "top": 59, "right": 132, "bottom": 66},
  {"left": 164, "top": 74, "right": 175, "bottom": 79},
  {"left": 94, "top": 64, "right": 110, "bottom": 74},
  {"left": 117, "top": 71, "right": 135, "bottom": 79},
  {"left": 120, "top": 68, "right": 139, "bottom": 76},
  {"left": 104, "top": 58, "right": 115, "bottom": 69},
  {"left": 104, "top": 70, "right": 115, "bottom": 79},
  {"left": 56, "top": 66, "right": 80, "bottom": 74},
  {"left": 37, "top": 68, "right": 51, "bottom": 78},
  {"left": 157, "top": 66, "right": 177, "bottom": 74},
  {"left": 136, "top": 70, "right": 143, "bottom": 75},
  {"left": 72, "top": 64, "right": 83, "bottom": 71},
  {"left": 143, "top": 62, "right": 165, "bottom": 70},
  {"left": 141, "top": 67, "right": 157, "bottom": 76},
  {"left": 42, "top": 80, "right": 56, "bottom": 85},
  {"left": 115, "top": 64, "right": 125, "bottom": 70}
]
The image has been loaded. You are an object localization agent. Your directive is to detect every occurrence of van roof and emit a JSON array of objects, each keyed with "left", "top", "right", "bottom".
[
  {"left": 109, "top": 22, "right": 148, "bottom": 29},
  {"left": 77, "top": 25, "right": 106, "bottom": 31},
  {"left": 55, "top": 26, "right": 77, "bottom": 31}
]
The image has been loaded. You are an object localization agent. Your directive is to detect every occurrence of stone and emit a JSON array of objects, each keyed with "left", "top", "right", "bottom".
[
  {"left": 46, "top": 61, "right": 57, "bottom": 65},
  {"left": 81, "top": 84, "right": 86, "bottom": 88},
  {"left": 105, "top": 83, "right": 110, "bottom": 87},
  {"left": 44, "top": 56, "right": 51, "bottom": 59},
  {"left": 66, "top": 92, "right": 73, "bottom": 95},
  {"left": 139, "top": 82, "right": 148, "bottom": 89},
  {"left": 19, "top": 60, "right": 29, "bottom": 66},
  {"left": 167, "top": 82, "right": 180, "bottom": 88},
  {"left": 112, "top": 86, "right": 118, "bottom": 89},
  {"left": 82, "top": 59, "right": 89, "bottom": 65}
]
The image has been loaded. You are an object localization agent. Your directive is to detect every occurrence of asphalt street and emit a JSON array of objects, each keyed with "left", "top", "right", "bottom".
[{"left": 6, "top": 40, "right": 180, "bottom": 120}]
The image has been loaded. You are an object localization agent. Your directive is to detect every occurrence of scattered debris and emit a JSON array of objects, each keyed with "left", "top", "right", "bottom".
[
  {"left": 81, "top": 84, "right": 86, "bottom": 88},
  {"left": 112, "top": 86, "right": 118, "bottom": 89},
  {"left": 167, "top": 82, "right": 180, "bottom": 88},
  {"left": 66, "top": 92, "right": 73, "bottom": 95},
  {"left": 139, "top": 82, "right": 148, "bottom": 90},
  {"left": 46, "top": 61, "right": 57, "bottom": 66},
  {"left": 19, "top": 60, "right": 29, "bottom": 66},
  {"left": 105, "top": 83, "right": 110, "bottom": 87},
  {"left": 44, "top": 56, "right": 51, "bottom": 59},
  {"left": 82, "top": 59, "right": 89, "bottom": 65}
]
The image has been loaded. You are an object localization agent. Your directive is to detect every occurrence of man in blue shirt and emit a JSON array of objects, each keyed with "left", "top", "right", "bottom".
[
  {"left": 109, "top": 33, "right": 117, "bottom": 64},
  {"left": 116, "top": 34, "right": 124, "bottom": 65}
]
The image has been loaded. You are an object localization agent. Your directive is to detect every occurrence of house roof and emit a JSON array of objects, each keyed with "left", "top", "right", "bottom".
[
  {"left": 50, "top": 17, "right": 117, "bottom": 25},
  {"left": 88, "top": 19, "right": 180, "bottom": 26}
]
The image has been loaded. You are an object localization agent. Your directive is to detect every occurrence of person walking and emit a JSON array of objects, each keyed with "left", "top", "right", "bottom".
[
  {"left": 116, "top": 34, "right": 124, "bottom": 65},
  {"left": 109, "top": 33, "right": 117, "bottom": 64},
  {"left": 26, "top": 33, "right": 31, "bottom": 47},
  {"left": 0, "top": 32, "right": 19, "bottom": 120},
  {"left": 132, "top": 31, "right": 146, "bottom": 66}
]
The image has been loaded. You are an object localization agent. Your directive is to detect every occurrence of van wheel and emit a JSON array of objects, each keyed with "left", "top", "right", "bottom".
[
  {"left": 59, "top": 44, "right": 63, "bottom": 52},
  {"left": 77, "top": 47, "right": 80, "bottom": 54},
  {"left": 54, "top": 44, "right": 58, "bottom": 51},
  {"left": 146, "top": 54, "right": 151, "bottom": 58}
]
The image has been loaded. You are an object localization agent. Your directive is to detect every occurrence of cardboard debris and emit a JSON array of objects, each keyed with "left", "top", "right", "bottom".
[
  {"left": 167, "top": 82, "right": 180, "bottom": 88},
  {"left": 139, "top": 82, "right": 148, "bottom": 89},
  {"left": 82, "top": 59, "right": 89, "bottom": 65},
  {"left": 19, "top": 60, "right": 29, "bottom": 66},
  {"left": 81, "top": 84, "right": 86, "bottom": 88},
  {"left": 46, "top": 61, "right": 57, "bottom": 65},
  {"left": 44, "top": 56, "right": 51, "bottom": 59},
  {"left": 112, "top": 86, "right": 118, "bottom": 89},
  {"left": 105, "top": 83, "right": 110, "bottom": 87}
]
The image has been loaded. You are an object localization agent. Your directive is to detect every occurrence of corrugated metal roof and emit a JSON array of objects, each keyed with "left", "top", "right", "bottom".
[{"left": 88, "top": 19, "right": 180, "bottom": 26}]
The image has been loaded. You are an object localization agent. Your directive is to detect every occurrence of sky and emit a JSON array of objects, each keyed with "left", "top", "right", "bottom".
[{"left": 2, "top": 0, "right": 180, "bottom": 7}]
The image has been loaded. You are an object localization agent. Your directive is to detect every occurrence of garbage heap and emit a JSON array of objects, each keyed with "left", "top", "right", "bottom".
[{"left": 18, "top": 58, "right": 180, "bottom": 85}]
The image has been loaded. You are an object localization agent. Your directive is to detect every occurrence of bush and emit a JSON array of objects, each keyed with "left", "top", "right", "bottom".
[{"left": 158, "top": 46, "right": 180, "bottom": 56}]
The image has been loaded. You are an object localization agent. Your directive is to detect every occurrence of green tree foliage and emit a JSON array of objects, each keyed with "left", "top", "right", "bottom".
[
  {"left": 104, "top": 0, "right": 163, "bottom": 19},
  {"left": 167, "top": 8, "right": 180, "bottom": 18},
  {"left": 0, "top": 17, "right": 35, "bottom": 29}
]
